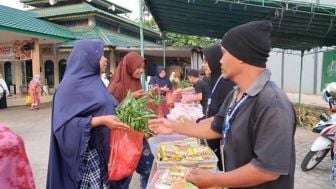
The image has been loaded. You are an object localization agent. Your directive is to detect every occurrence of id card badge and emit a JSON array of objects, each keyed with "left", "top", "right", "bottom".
[{"left": 220, "top": 139, "right": 225, "bottom": 172}]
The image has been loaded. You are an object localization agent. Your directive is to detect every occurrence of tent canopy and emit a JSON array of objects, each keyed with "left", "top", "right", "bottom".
[{"left": 144, "top": 0, "right": 336, "bottom": 51}]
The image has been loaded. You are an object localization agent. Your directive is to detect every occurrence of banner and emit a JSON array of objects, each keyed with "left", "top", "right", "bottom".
[
  {"left": 0, "top": 40, "right": 33, "bottom": 60},
  {"left": 322, "top": 50, "right": 336, "bottom": 90},
  {"left": 0, "top": 43, "right": 15, "bottom": 60},
  {"left": 14, "top": 40, "right": 32, "bottom": 60}
]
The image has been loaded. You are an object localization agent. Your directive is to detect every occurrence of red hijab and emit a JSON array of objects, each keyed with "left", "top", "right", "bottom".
[{"left": 108, "top": 52, "right": 145, "bottom": 102}]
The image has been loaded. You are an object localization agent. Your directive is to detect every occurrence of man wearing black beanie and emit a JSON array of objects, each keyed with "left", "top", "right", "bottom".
[{"left": 148, "top": 20, "right": 296, "bottom": 189}]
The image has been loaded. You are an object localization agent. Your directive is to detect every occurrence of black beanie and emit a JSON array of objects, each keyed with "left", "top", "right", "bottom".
[{"left": 221, "top": 20, "right": 272, "bottom": 68}]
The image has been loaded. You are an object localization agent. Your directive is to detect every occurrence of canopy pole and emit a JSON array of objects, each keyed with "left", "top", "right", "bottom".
[
  {"left": 163, "top": 34, "right": 166, "bottom": 68},
  {"left": 139, "top": 0, "right": 144, "bottom": 56},
  {"left": 281, "top": 49, "right": 285, "bottom": 90},
  {"left": 139, "top": 0, "right": 146, "bottom": 90},
  {"left": 299, "top": 50, "right": 304, "bottom": 104}
]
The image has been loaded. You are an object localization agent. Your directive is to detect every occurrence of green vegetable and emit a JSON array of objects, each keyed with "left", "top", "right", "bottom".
[
  {"left": 177, "top": 80, "right": 192, "bottom": 89},
  {"left": 148, "top": 88, "right": 164, "bottom": 106},
  {"left": 116, "top": 91, "right": 157, "bottom": 138}
]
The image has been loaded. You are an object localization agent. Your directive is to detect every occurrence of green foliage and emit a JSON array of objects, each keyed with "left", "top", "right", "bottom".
[
  {"left": 294, "top": 104, "right": 328, "bottom": 128},
  {"left": 164, "top": 32, "right": 217, "bottom": 48},
  {"left": 143, "top": 19, "right": 160, "bottom": 32},
  {"left": 141, "top": 18, "right": 218, "bottom": 47},
  {"left": 116, "top": 92, "right": 157, "bottom": 138},
  {"left": 177, "top": 80, "right": 192, "bottom": 89},
  {"left": 148, "top": 88, "right": 164, "bottom": 106}
]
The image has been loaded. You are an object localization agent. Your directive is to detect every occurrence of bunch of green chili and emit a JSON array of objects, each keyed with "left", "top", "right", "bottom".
[{"left": 116, "top": 91, "right": 157, "bottom": 138}]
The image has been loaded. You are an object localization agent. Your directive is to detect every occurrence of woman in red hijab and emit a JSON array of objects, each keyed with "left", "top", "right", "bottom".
[
  {"left": 108, "top": 52, "right": 145, "bottom": 102},
  {"left": 108, "top": 52, "right": 153, "bottom": 189}
]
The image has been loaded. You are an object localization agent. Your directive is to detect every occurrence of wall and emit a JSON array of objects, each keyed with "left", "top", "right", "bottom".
[{"left": 267, "top": 48, "right": 324, "bottom": 95}]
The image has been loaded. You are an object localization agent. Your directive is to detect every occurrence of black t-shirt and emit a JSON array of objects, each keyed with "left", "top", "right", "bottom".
[
  {"left": 211, "top": 71, "right": 296, "bottom": 189},
  {"left": 193, "top": 79, "right": 210, "bottom": 114},
  {"left": 207, "top": 79, "right": 234, "bottom": 118}
]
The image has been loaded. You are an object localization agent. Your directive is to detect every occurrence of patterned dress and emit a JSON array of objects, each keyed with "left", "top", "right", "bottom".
[{"left": 0, "top": 124, "right": 35, "bottom": 189}]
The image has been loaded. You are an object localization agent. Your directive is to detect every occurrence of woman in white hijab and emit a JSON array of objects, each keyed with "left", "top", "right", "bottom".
[{"left": 0, "top": 74, "right": 9, "bottom": 109}]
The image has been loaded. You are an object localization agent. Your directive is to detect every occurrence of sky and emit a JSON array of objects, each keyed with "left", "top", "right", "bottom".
[{"left": 0, "top": 0, "right": 140, "bottom": 19}]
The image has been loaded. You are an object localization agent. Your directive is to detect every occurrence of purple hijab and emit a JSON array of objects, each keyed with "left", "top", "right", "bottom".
[
  {"left": 148, "top": 66, "right": 172, "bottom": 89},
  {"left": 47, "top": 40, "right": 116, "bottom": 188}
]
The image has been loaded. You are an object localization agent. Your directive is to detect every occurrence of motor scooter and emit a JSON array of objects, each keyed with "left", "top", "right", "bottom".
[{"left": 301, "top": 112, "right": 336, "bottom": 171}]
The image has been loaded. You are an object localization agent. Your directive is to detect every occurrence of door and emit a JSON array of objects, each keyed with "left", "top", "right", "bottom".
[
  {"left": 4, "top": 61, "right": 12, "bottom": 86},
  {"left": 58, "top": 59, "right": 66, "bottom": 82},
  {"left": 25, "top": 60, "right": 33, "bottom": 85},
  {"left": 44, "top": 60, "right": 54, "bottom": 87}
]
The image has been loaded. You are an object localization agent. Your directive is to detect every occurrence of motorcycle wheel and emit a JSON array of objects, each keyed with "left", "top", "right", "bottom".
[{"left": 301, "top": 149, "right": 330, "bottom": 171}]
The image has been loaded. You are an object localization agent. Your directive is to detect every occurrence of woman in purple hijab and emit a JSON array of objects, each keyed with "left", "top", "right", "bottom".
[{"left": 46, "top": 40, "right": 128, "bottom": 189}]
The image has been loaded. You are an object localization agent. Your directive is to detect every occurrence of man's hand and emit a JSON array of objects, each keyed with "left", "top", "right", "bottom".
[
  {"left": 186, "top": 168, "right": 217, "bottom": 188},
  {"left": 148, "top": 118, "right": 174, "bottom": 134}
]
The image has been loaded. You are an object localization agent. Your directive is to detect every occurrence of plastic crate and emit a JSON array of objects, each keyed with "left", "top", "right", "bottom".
[
  {"left": 156, "top": 144, "right": 218, "bottom": 171},
  {"left": 148, "top": 134, "right": 188, "bottom": 155},
  {"left": 147, "top": 168, "right": 221, "bottom": 189},
  {"left": 146, "top": 170, "right": 164, "bottom": 189}
]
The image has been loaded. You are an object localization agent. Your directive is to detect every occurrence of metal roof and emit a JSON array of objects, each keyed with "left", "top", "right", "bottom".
[
  {"left": 20, "top": 0, "right": 131, "bottom": 14},
  {"left": 58, "top": 26, "right": 159, "bottom": 50},
  {"left": 0, "top": 4, "right": 74, "bottom": 41},
  {"left": 30, "top": 2, "right": 160, "bottom": 38},
  {"left": 144, "top": 0, "right": 336, "bottom": 50}
]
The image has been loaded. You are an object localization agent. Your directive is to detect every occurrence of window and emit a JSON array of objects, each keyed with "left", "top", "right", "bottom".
[
  {"left": 44, "top": 60, "right": 54, "bottom": 87},
  {"left": 58, "top": 59, "right": 67, "bottom": 82},
  {"left": 4, "top": 61, "right": 12, "bottom": 86}
]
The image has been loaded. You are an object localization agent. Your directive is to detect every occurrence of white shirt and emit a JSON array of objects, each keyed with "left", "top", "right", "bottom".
[{"left": 0, "top": 78, "right": 9, "bottom": 96}]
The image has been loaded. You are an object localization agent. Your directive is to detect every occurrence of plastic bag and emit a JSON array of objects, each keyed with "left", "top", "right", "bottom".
[
  {"left": 108, "top": 128, "right": 144, "bottom": 181},
  {"left": 25, "top": 95, "right": 31, "bottom": 105}
]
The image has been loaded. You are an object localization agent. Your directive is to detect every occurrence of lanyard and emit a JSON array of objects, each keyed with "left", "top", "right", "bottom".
[
  {"left": 205, "top": 76, "right": 223, "bottom": 118},
  {"left": 222, "top": 93, "right": 249, "bottom": 138},
  {"left": 220, "top": 92, "right": 249, "bottom": 172}
]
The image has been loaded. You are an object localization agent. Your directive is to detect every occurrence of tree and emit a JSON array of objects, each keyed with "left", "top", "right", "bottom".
[{"left": 141, "top": 18, "right": 218, "bottom": 47}]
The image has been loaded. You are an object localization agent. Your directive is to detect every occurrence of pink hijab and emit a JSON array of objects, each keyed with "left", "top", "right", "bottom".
[{"left": 0, "top": 124, "right": 35, "bottom": 189}]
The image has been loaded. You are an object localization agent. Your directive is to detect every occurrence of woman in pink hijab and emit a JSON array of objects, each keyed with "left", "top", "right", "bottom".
[
  {"left": 28, "top": 75, "right": 41, "bottom": 110},
  {"left": 0, "top": 123, "right": 35, "bottom": 189}
]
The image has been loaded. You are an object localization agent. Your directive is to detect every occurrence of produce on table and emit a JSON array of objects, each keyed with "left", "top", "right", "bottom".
[
  {"left": 148, "top": 86, "right": 164, "bottom": 106},
  {"left": 177, "top": 115, "right": 188, "bottom": 124},
  {"left": 167, "top": 103, "right": 204, "bottom": 122},
  {"left": 157, "top": 138, "right": 217, "bottom": 167},
  {"left": 116, "top": 91, "right": 157, "bottom": 138},
  {"left": 150, "top": 166, "right": 221, "bottom": 189},
  {"left": 177, "top": 80, "right": 193, "bottom": 89}
]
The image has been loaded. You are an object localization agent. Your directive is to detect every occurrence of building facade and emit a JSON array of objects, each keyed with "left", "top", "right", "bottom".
[{"left": 0, "top": 0, "right": 202, "bottom": 96}]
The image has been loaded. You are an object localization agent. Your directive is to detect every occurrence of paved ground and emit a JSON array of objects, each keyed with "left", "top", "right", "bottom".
[
  {"left": 287, "top": 92, "right": 329, "bottom": 108},
  {"left": 0, "top": 103, "right": 334, "bottom": 189}
]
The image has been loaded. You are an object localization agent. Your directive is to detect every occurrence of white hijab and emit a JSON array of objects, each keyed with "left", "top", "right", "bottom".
[
  {"left": 0, "top": 74, "right": 9, "bottom": 95},
  {"left": 101, "top": 73, "right": 109, "bottom": 87}
]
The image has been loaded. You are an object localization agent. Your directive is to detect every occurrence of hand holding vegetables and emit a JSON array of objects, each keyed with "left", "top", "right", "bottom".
[
  {"left": 116, "top": 92, "right": 157, "bottom": 138},
  {"left": 91, "top": 115, "right": 129, "bottom": 129}
]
